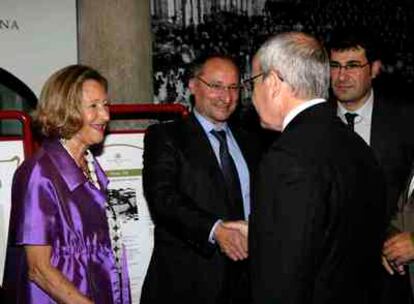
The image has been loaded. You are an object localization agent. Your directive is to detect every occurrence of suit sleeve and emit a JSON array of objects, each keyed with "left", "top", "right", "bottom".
[
  {"left": 250, "top": 149, "right": 328, "bottom": 303},
  {"left": 143, "top": 124, "right": 218, "bottom": 254}
]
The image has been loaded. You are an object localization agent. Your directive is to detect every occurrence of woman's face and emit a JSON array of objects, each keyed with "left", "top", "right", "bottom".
[{"left": 73, "top": 79, "right": 110, "bottom": 148}]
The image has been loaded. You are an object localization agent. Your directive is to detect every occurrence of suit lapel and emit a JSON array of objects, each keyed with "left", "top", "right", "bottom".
[
  {"left": 331, "top": 97, "right": 383, "bottom": 159},
  {"left": 370, "top": 95, "right": 397, "bottom": 157},
  {"left": 370, "top": 97, "right": 385, "bottom": 151},
  {"left": 185, "top": 114, "right": 256, "bottom": 176},
  {"left": 184, "top": 115, "right": 261, "bottom": 218},
  {"left": 183, "top": 114, "right": 225, "bottom": 182}
]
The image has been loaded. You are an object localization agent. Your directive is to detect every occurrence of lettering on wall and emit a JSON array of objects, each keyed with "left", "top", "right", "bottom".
[{"left": 0, "top": 19, "right": 20, "bottom": 30}]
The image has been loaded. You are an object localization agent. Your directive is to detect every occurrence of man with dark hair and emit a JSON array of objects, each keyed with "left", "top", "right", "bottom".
[
  {"left": 328, "top": 27, "right": 414, "bottom": 216},
  {"left": 328, "top": 27, "right": 414, "bottom": 303},
  {"left": 141, "top": 53, "right": 261, "bottom": 303}
]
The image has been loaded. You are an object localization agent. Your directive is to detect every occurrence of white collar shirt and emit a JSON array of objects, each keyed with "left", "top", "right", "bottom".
[
  {"left": 337, "top": 89, "right": 374, "bottom": 145},
  {"left": 282, "top": 98, "right": 326, "bottom": 131}
]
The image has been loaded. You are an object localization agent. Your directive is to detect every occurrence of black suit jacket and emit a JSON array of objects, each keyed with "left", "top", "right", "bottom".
[
  {"left": 370, "top": 93, "right": 414, "bottom": 303},
  {"left": 331, "top": 92, "right": 414, "bottom": 218},
  {"left": 331, "top": 92, "right": 414, "bottom": 303},
  {"left": 250, "top": 102, "right": 388, "bottom": 304},
  {"left": 370, "top": 93, "right": 414, "bottom": 217},
  {"left": 141, "top": 114, "right": 261, "bottom": 304}
]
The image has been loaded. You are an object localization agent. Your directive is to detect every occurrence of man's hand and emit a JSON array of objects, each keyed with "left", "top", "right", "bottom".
[
  {"left": 381, "top": 255, "right": 405, "bottom": 275},
  {"left": 383, "top": 232, "right": 414, "bottom": 269},
  {"left": 214, "top": 221, "right": 248, "bottom": 261},
  {"left": 222, "top": 220, "right": 248, "bottom": 239}
]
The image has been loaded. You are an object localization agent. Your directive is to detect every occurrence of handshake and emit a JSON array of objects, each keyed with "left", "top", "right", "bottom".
[{"left": 214, "top": 220, "right": 249, "bottom": 261}]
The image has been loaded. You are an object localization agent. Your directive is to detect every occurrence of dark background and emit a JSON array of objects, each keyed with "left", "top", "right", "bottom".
[{"left": 151, "top": 0, "right": 413, "bottom": 106}]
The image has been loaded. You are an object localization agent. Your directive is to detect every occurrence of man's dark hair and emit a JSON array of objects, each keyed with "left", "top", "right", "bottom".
[{"left": 327, "top": 27, "right": 382, "bottom": 63}]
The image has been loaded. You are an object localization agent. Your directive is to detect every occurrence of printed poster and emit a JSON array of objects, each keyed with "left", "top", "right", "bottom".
[
  {"left": 97, "top": 133, "right": 153, "bottom": 303},
  {"left": 0, "top": 140, "right": 24, "bottom": 286}
]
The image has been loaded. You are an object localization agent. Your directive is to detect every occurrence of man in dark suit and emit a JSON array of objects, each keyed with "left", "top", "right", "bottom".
[
  {"left": 328, "top": 27, "right": 414, "bottom": 303},
  {"left": 248, "top": 32, "right": 388, "bottom": 304},
  {"left": 328, "top": 27, "right": 414, "bottom": 219},
  {"left": 141, "top": 54, "right": 260, "bottom": 304}
]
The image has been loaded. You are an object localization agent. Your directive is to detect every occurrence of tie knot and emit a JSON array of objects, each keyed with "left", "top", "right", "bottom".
[
  {"left": 211, "top": 129, "right": 227, "bottom": 144},
  {"left": 344, "top": 112, "right": 358, "bottom": 125}
]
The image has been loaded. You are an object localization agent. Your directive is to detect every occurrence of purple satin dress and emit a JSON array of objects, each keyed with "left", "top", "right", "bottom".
[{"left": 11, "top": 139, "right": 130, "bottom": 304}]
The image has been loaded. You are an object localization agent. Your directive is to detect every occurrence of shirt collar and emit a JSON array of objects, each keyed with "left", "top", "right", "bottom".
[
  {"left": 43, "top": 138, "right": 108, "bottom": 192},
  {"left": 193, "top": 109, "right": 229, "bottom": 133},
  {"left": 337, "top": 89, "right": 374, "bottom": 123},
  {"left": 283, "top": 98, "right": 326, "bottom": 130}
]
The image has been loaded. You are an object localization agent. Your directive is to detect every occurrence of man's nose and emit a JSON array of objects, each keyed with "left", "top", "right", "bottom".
[
  {"left": 220, "top": 88, "right": 237, "bottom": 103},
  {"left": 337, "top": 67, "right": 349, "bottom": 80}
]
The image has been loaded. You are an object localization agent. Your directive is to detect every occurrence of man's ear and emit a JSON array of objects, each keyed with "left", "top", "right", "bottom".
[
  {"left": 188, "top": 78, "right": 196, "bottom": 94},
  {"left": 266, "top": 70, "right": 282, "bottom": 99},
  {"left": 371, "top": 60, "right": 382, "bottom": 79}
]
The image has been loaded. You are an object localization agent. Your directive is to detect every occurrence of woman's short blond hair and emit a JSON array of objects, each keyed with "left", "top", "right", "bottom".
[{"left": 34, "top": 64, "right": 108, "bottom": 139}]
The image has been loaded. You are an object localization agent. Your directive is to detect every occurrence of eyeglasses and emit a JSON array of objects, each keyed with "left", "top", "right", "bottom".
[
  {"left": 330, "top": 62, "right": 370, "bottom": 73},
  {"left": 242, "top": 71, "right": 284, "bottom": 91},
  {"left": 242, "top": 73, "right": 264, "bottom": 91},
  {"left": 196, "top": 76, "right": 240, "bottom": 93}
]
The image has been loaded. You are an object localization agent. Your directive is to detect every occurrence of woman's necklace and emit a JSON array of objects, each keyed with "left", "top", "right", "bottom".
[
  {"left": 60, "top": 139, "right": 95, "bottom": 184},
  {"left": 60, "top": 139, "right": 123, "bottom": 269},
  {"left": 84, "top": 149, "right": 100, "bottom": 190}
]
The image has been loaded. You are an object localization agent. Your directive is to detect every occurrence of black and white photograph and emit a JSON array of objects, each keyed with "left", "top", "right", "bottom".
[
  {"left": 151, "top": 0, "right": 413, "bottom": 106},
  {"left": 108, "top": 187, "right": 139, "bottom": 222},
  {"left": 1, "top": 1, "right": 414, "bottom": 303}
]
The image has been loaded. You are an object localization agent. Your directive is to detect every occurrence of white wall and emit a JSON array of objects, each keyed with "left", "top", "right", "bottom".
[{"left": 0, "top": 0, "right": 78, "bottom": 97}]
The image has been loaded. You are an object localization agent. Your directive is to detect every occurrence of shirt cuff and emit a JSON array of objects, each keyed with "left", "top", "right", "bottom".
[{"left": 208, "top": 219, "right": 223, "bottom": 244}]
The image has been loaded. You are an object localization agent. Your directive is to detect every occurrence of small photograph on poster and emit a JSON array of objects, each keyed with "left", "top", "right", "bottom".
[{"left": 108, "top": 187, "right": 139, "bottom": 222}]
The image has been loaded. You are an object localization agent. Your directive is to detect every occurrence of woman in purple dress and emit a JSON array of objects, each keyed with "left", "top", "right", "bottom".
[{"left": 10, "top": 65, "right": 130, "bottom": 303}]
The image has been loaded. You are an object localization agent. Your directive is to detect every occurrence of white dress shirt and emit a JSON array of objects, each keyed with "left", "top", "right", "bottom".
[
  {"left": 193, "top": 110, "right": 251, "bottom": 243},
  {"left": 283, "top": 98, "right": 326, "bottom": 131},
  {"left": 337, "top": 90, "right": 374, "bottom": 145}
]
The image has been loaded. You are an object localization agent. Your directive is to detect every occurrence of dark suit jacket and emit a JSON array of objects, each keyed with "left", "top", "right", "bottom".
[
  {"left": 250, "top": 102, "right": 388, "bottom": 304},
  {"left": 331, "top": 91, "right": 414, "bottom": 218},
  {"left": 331, "top": 92, "right": 414, "bottom": 303},
  {"left": 141, "top": 114, "right": 261, "bottom": 304},
  {"left": 370, "top": 93, "right": 414, "bottom": 217}
]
